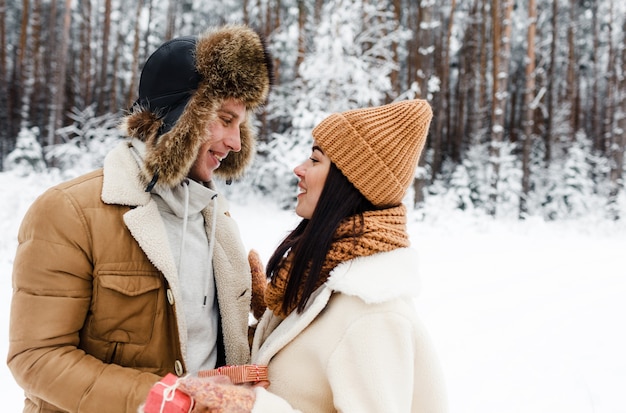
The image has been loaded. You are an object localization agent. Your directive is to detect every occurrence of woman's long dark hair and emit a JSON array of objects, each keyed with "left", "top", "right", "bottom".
[{"left": 266, "top": 162, "right": 376, "bottom": 314}]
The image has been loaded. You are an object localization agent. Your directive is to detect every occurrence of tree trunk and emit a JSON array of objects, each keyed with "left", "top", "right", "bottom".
[
  {"left": 488, "top": 0, "right": 514, "bottom": 216},
  {"left": 0, "top": 0, "right": 8, "bottom": 169},
  {"left": 389, "top": 0, "right": 402, "bottom": 99},
  {"left": 432, "top": 0, "right": 456, "bottom": 180},
  {"left": 27, "top": 0, "right": 44, "bottom": 128},
  {"left": 96, "top": 0, "right": 112, "bottom": 115},
  {"left": 243, "top": 0, "right": 249, "bottom": 25},
  {"left": 45, "top": 0, "right": 71, "bottom": 148},
  {"left": 165, "top": 0, "right": 177, "bottom": 40},
  {"left": 478, "top": 0, "right": 488, "bottom": 133},
  {"left": 80, "top": 0, "right": 93, "bottom": 107},
  {"left": 520, "top": 0, "right": 537, "bottom": 218},
  {"left": 464, "top": 0, "right": 481, "bottom": 147},
  {"left": 607, "top": 1, "right": 623, "bottom": 220},
  {"left": 544, "top": 0, "right": 557, "bottom": 164},
  {"left": 589, "top": 0, "right": 601, "bottom": 151},
  {"left": 314, "top": 0, "right": 323, "bottom": 24},
  {"left": 143, "top": 0, "right": 154, "bottom": 60},
  {"left": 412, "top": 0, "right": 434, "bottom": 206},
  {"left": 602, "top": 1, "right": 615, "bottom": 155},
  {"left": 295, "top": 0, "right": 306, "bottom": 74},
  {"left": 111, "top": 30, "right": 121, "bottom": 112},
  {"left": 127, "top": 0, "right": 143, "bottom": 108},
  {"left": 565, "top": 0, "right": 578, "bottom": 135},
  {"left": 13, "top": 0, "right": 29, "bottom": 133}
]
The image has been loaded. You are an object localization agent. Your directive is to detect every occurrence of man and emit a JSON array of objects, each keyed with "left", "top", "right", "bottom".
[{"left": 7, "top": 24, "right": 273, "bottom": 412}]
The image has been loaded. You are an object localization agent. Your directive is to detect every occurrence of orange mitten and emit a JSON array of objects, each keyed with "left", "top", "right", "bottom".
[
  {"left": 248, "top": 249, "right": 268, "bottom": 320},
  {"left": 178, "top": 375, "right": 255, "bottom": 413}
]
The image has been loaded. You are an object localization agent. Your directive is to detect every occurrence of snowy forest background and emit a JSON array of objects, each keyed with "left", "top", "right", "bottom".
[{"left": 1, "top": 0, "right": 625, "bottom": 220}]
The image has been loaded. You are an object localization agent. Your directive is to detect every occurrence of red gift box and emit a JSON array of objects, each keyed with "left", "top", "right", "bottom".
[{"left": 144, "top": 373, "right": 194, "bottom": 413}]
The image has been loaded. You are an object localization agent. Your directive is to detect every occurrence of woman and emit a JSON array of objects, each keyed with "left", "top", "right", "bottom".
[{"left": 161, "top": 99, "right": 447, "bottom": 413}]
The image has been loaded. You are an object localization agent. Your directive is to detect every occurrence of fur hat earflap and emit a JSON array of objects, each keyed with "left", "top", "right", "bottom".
[{"left": 121, "top": 24, "right": 273, "bottom": 190}]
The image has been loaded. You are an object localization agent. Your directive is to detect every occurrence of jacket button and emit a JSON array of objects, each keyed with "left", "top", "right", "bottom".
[
  {"left": 174, "top": 360, "right": 184, "bottom": 376},
  {"left": 166, "top": 288, "right": 174, "bottom": 305}
]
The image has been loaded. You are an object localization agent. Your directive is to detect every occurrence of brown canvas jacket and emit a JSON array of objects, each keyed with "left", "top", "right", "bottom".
[{"left": 7, "top": 141, "right": 252, "bottom": 412}]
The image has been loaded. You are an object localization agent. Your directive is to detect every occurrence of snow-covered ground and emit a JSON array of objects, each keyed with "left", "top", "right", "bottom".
[{"left": 1, "top": 171, "right": 625, "bottom": 412}]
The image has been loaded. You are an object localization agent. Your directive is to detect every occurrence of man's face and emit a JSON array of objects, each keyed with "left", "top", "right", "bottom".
[{"left": 188, "top": 98, "right": 246, "bottom": 183}]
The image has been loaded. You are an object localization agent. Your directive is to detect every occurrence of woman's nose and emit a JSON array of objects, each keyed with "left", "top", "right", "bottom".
[{"left": 294, "top": 163, "right": 305, "bottom": 178}]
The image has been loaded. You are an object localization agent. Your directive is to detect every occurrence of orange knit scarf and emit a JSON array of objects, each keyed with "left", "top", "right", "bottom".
[{"left": 265, "top": 204, "right": 410, "bottom": 317}]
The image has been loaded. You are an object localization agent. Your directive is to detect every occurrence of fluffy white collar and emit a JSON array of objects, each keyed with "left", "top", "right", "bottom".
[{"left": 325, "top": 247, "right": 421, "bottom": 303}]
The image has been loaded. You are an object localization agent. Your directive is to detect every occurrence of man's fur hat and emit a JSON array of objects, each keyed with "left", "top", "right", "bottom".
[{"left": 121, "top": 24, "right": 273, "bottom": 189}]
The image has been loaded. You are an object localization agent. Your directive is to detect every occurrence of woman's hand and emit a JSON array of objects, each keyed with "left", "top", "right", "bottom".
[
  {"left": 178, "top": 375, "right": 255, "bottom": 413},
  {"left": 249, "top": 249, "right": 268, "bottom": 320}
]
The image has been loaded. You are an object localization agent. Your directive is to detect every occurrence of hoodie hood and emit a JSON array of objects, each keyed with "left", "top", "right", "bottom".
[{"left": 120, "top": 24, "right": 274, "bottom": 189}]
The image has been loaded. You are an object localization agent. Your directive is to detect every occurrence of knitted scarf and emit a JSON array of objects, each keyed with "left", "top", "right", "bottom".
[{"left": 265, "top": 204, "right": 410, "bottom": 317}]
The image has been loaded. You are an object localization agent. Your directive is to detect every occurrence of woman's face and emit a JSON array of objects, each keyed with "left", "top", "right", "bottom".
[
  {"left": 293, "top": 142, "right": 331, "bottom": 219},
  {"left": 188, "top": 98, "right": 246, "bottom": 183}
]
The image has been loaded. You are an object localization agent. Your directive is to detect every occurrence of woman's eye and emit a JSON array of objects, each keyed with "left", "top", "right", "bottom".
[
  {"left": 309, "top": 157, "right": 319, "bottom": 164},
  {"left": 221, "top": 117, "right": 233, "bottom": 125}
]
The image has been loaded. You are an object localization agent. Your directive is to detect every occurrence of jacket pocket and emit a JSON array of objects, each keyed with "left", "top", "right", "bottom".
[{"left": 88, "top": 272, "right": 162, "bottom": 345}]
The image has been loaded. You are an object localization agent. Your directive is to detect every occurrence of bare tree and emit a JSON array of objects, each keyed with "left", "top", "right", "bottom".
[
  {"left": 96, "top": 0, "right": 112, "bottom": 115},
  {"left": 543, "top": 0, "right": 558, "bottom": 164},
  {"left": 602, "top": 0, "right": 615, "bottom": 155},
  {"left": 79, "top": 0, "right": 93, "bottom": 107},
  {"left": 143, "top": 0, "right": 154, "bottom": 60},
  {"left": 47, "top": 0, "right": 72, "bottom": 147},
  {"left": 462, "top": 0, "right": 483, "bottom": 153},
  {"left": 607, "top": 1, "right": 625, "bottom": 219},
  {"left": 478, "top": 0, "right": 488, "bottom": 130},
  {"left": 243, "top": 0, "right": 249, "bottom": 25},
  {"left": 165, "top": 0, "right": 178, "bottom": 40},
  {"left": 127, "top": 0, "right": 143, "bottom": 107},
  {"left": 520, "top": 0, "right": 537, "bottom": 218},
  {"left": 432, "top": 0, "right": 457, "bottom": 179},
  {"left": 389, "top": 0, "right": 402, "bottom": 99},
  {"left": 27, "top": 0, "right": 44, "bottom": 128},
  {"left": 13, "top": 0, "right": 29, "bottom": 132},
  {"left": 589, "top": 0, "right": 601, "bottom": 150},
  {"left": 0, "top": 0, "right": 8, "bottom": 168},
  {"left": 488, "top": 0, "right": 514, "bottom": 215},
  {"left": 295, "top": 0, "right": 306, "bottom": 73},
  {"left": 411, "top": 0, "right": 434, "bottom": 206},
  {"left": 565, "top": 0, "right": 578, "bottom": 135}
]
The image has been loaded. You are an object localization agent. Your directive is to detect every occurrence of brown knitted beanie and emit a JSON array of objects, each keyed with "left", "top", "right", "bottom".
[{"left": 312, "top": 99, "right": 433, "bottom": 207}]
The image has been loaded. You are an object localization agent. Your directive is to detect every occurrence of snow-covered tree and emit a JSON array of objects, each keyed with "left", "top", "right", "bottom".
[
  {"left": 540, "top": 131, "right": 595, "bottom": 220},
  {"left": 45, "top": 106, "right": 123, "bottom": 178},
  {"left": 229, "top": 0, "right": 410, "bottom": 207},
  {"left": 4, "top": 127, "right": 46, "bottom": 176}
]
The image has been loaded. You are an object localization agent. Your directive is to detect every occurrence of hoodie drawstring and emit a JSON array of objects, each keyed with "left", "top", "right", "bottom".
[
  {"left": 203, "top": 194, "right": 218, "bottom": 307},
  {"left": 174, "top": 179, "right": 218, "bottom": 308},
  {"left": 178, "top": 179, "right": 190, "bottom": 281}
]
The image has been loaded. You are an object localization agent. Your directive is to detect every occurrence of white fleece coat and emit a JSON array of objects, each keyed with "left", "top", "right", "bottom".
[{"left": 250, "top": 248, "right": 448, "bottom": 413}]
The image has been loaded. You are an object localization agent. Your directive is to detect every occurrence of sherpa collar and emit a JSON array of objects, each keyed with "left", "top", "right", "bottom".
[
  {"left": 101, "top": 141, "right": 151, "bottom": 206},
  {"left": 325, "top": 247, "right": 421, "bottom": 303}
]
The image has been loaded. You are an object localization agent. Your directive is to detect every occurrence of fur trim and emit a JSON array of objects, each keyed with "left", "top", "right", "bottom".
[
  {"left": 120, "top": 24, "right": 272, "bottom": 189},
  {"left": 120, "top": 110, "right": 163, "bottom": 141},
  {"left": 196, "top": 24, "right": 273, "bottom": 107},
  {"left": 326, "top": 248, "right": 421, "bottom": 303}
]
